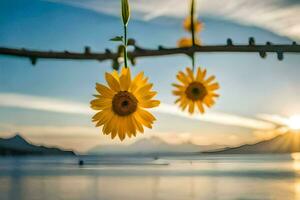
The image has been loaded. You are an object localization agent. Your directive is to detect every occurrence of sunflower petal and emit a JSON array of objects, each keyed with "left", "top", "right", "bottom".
[
  {"left": 204, "top": 75, "right": 216, "bottom": 84},
  {"left": 133, "top": 114, "right": 144, "bottom": 133},
  {"left": 120, "top": 67, "right": 131, "bottom": 91},
  {"left": 105, "top": 72, "right": 120, "bottom": 92},
  {"left": 96, "top": 83, "right": 114, "bottom": 98},
  {"left": 90, "top": 98, "right": 112, "bottom": 110},
  {"left": 208, "top": 83, "right": 220, "bottom": 90},
  {"left": 135, "top": 108, "right": 155, "bottom": 129},
  {"left": 196, "top": 101, "right": 205, "bottom": 113},
  {"left": 186, "top": 67, "right": 194, "bottom": 81},
  {"left": 188, "top": 101, "right": 195, "bottom": 114},
  {"left": 139, "top": 100, "right": 160, "bottom": 108}
]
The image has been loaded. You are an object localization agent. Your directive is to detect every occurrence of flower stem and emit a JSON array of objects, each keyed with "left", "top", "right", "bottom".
[
  {"left": 123, "top": 25, "right": 128, "bottom": 68},
  {"left": 190, "top": 0, "right": 196, "bottom": 72},
  {"left": 192, "top": 54, "right": 195, "bottom": 72},
  {"left": 190, "top": 0, "right": 195, "bottom": 46}
]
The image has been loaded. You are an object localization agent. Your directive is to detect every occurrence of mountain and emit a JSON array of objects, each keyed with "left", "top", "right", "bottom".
[
  {"left": 89, "top": 136, "right": 226, "bottom": 155},
  {"left": 205, "top": 132, "right": 300, "bottom": 154},
  {"left": 0, "top": 134, "right": 75, "bottom": 156}
]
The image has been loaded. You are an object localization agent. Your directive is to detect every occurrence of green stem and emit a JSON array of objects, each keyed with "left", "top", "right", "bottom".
[
  {"left": 123, "top": 25, "right": 128, "bottom": 68},
  {"left": 190, "top": 0, "right": 196, "bottom": 72},
  {"left": 192, "top": 53, "right": 195, "bottom": 72},
  {"left": 190, "top": 0, "right": 195, "bottom": 46}
]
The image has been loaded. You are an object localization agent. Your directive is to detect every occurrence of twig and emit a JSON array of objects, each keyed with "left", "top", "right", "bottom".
[{"left": 0, "top": 41, "right": 299, "bottom": 66}]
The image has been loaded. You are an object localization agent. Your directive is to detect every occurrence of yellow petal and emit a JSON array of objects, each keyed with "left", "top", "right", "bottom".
[
  {"left": 196, "top": 67, "right": 202, "bottom": 81},
  {"left": 196, "top": 101, "right": 205, "bottom": 113},
  {"left": 204, "top": 75, "right": 216, "bottom": 84},
  {"left": 112, "top": 70, "right": 119, "bottom": 80},
  {"left": 177, "top": 71, "right": 190, "bottom": 84},
  {"left": 105, "top": 72, "right": 120, "bottom": 92},
  {"left": 127, "top": 116, "right": 137, "bottom": 137},
  {"left": 208, "top": 83, "right": 220, "bottom": 90},
  {"left": 90, "top": 98, "right": 112, "bottom": 110},
  {"left": 135, "top": 83, "right": 153, "bottom": 97},
  {"left": 96, "top": 109, "right": 113, "bottom": 127},
  {"left": 139, "top": 91, "right": 157, "bottom": 101},
  {"left": 96, "top": 83, "right": 114, "bottom": 98},
  {"left": 172, "top": 90, "right": 184, "bottom": 96},
  {"left": 188, "top": 101, "right": 195, "bottom": 114},
  {"left": 118, "top": 118, "right": 126, "bottom": 141},
  {"left": 120, "top": 67, "right": 131, "bottom": 91},
  {"left": 201, "top": 69, "right": 207, "bottom": 80},
  {"left": 133, "top": 114, "right": 144, "bottom": 133},
  {"left": 135, "top": 108, "right": 155, "bottom": 129},
  {"left": 139, "top": 100, "right": 160, "bottom": 108},
  {"left": 130, "top": 71, "right": 145, "bottom": 92},
  {"left": 179, "top": 97, "right": 189, "bottom": 111},
  {"left": 186, "top": 67, "right": 194, "bottom": 81}
]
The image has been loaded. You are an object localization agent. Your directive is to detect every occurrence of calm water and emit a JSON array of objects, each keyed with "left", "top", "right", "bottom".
[{"left": 1, "top": 154, "right": 300, "bottom": 200}]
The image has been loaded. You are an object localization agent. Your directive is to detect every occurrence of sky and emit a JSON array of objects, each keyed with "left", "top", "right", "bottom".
[{"left": 0, "top": 0, "right": 299, "bottom": 152}]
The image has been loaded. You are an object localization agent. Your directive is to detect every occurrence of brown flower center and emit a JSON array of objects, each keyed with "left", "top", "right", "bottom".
[
  {"left": 112, "top": 91, "right": 138, "bottom": 116},
  {"left": 185, "top": 81, "right": 207, "bottom": 101}
]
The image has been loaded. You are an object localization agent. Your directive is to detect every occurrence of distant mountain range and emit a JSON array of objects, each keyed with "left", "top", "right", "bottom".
[
  {"left": 89, "top": 136, "right": 226, "bottom": 155},
  {"left": 0, "top": 134, "right": 75, "bottom": 156},
  {"left": 206, "top": 132, "right": 300, "bottom": 154}
]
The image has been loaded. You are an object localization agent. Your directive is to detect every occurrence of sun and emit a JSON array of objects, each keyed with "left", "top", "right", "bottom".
[{"left": 287, "top": 115, "right": 300, "bottom": 131}]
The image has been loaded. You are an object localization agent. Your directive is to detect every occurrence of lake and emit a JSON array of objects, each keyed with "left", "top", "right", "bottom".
[{"left": 0, "top": 154, "right": 300, "bottom": 200}]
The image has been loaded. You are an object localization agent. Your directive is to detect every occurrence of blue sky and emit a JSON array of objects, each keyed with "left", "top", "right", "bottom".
[{"left": 0, "top": 0, "right": 299, "bottom": 152}]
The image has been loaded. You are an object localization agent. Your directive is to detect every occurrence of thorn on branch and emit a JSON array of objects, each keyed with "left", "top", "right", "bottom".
[
  {"left": 259, "top": 51, "right": 267, "bottom": 59},
  {"left": 158, "top": 45, "right": 165, "bottom": 50},
  {"left": 84, "top": 46, "right": 91, "bottom": 54},
  {"left": 248, "top": 37, "right": 255, "bottom": 46},
  {"left": 127, "top": 38, "right": 136, "bottom": 46},
  {"left": 129, "top": 56, "right": 136, "bottom": 66},
  {"left": 112, "top": 59, "right": 120, "bottom": 70},
  {"left": 277, "top": 52, "right": 284, "bottom": 61},
  {"left": 105, "top": 49, "right": 112, "bottom": 54},
  {"left": 30, "top": 57, "right": 37, "bottom": 65},
  {"left": 227, "top": 38, "right": 233, "bottom": 46},
  {"left": 134, "top": 45, "right": 144, "bottom": 52}
]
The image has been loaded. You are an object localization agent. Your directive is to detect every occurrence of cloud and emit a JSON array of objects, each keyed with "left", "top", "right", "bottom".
[
  {"left": 48, "top": 0, "right": 300, "bottom": 41},
  {"left": 0, "top": 93, "right": 91, "bottom": 115},
  {"left": 0, "top": 92, "right": 275, "bottom": 130}
]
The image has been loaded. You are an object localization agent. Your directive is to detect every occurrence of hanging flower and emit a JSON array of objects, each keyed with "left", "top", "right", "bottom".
[
  {"left": 183, "top": 17, "right": 203, "bottom": 33},
  {"left": 91, "top": 67, "right": 160, "bottom": 141},
  {"left": 177, "top": 37, "right": 201, "bottom": 48},
  {"left": 172, "top": 67, "right": 219, "bottom": 114}
]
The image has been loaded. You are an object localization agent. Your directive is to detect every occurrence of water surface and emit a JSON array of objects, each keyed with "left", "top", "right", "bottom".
[{"left": 0, "top": 154, "right": 299, "bottom": 200}]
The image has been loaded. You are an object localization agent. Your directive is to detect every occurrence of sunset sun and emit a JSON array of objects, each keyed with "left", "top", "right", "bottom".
[{"left": 287, "top": 115, "right": 300, "bottom": 131}]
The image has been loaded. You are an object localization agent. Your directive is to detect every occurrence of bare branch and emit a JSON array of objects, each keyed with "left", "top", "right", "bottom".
[{"left": 0, "top": 41, "right": 299, "bottom": 66}]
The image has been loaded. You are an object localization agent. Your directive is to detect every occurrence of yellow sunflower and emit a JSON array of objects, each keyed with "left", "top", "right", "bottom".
[
  {"left": 172, "top": 67, "right": 220, "bottom": 114},
  {"left": 91, "top": 67, "right": 160, "bottom": 141},
  {"left": 183, "top": 17, "right": 203, "bottom": 33},
  {"left": 177, "top": 37, "right": 201, "bottom": 48}
]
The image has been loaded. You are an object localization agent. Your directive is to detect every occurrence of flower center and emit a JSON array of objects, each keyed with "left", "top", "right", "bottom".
[
  {"left": 185, "top": 81, "right": 208, "bottom": 101},
  {"left": 112, "top": 91, "right": 138, "bottom": 116}
]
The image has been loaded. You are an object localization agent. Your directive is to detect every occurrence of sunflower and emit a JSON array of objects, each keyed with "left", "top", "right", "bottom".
[
  {"left": 177, "top": 37, "right": 201, "bottom": 48},
  {"left": 183, "top": 17, "right": 203, "bottom": 33},
  {"left": 172, "top": 67, "right": 219, "bottom": 114},
  {"left": 91, "top": 67, "right": 160, "bottom": 141}
]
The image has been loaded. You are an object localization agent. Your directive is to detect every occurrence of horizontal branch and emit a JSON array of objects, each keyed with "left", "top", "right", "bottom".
[{"left": 0, "top": 40, "right": 299, "bottom": 66}]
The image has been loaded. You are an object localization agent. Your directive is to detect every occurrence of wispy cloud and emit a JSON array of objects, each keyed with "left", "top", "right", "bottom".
[
  {"left": 0, "top": 93, "right": 91, "bottom": 115},
  {"left": 0, "top": 92, "right": 275, "bottom": 130},
  {"left": 48, "top": 0, "right": 300, "bottom": 41}
]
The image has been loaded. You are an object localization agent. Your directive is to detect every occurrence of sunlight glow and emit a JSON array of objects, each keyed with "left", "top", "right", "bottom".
[
  {"left": 0, "top": 93, "right": 276, "bottom": 130},
  {"left": 287, "top": 115, "right": 300, "bottom": 131}
]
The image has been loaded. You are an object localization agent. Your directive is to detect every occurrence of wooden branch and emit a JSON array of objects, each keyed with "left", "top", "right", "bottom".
[{"left": 0, "top": 40, "right": 299, "bottom": 66}]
